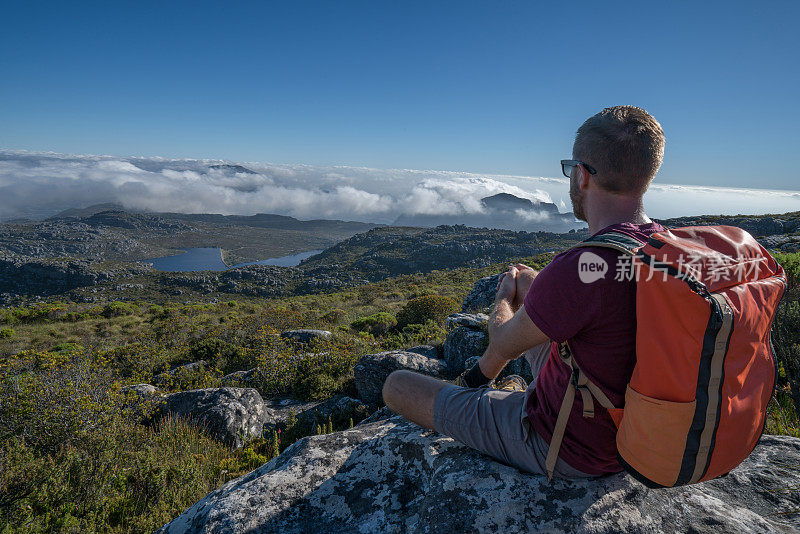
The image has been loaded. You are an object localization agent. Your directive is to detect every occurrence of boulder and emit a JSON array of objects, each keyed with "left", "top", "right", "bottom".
[
  {"left": 354, "top": 347, "right": 448, "bottom": 405},
  {"left": 460, "top": 273, "right": 501, "bottom": 313},
  {"left": 280, "top": 329, "right": 332, "bottom": 345},
  {"left": 161, "top": 387, "right": 266, "bottom": 449},
  {"left": 293, "top": 395, "right": 369, "bottom": 435},
  {"left": 261, "top": 397, "right": 321, "bottom": 432},
  {"left": 404, "top": 344, "right": 440, "bottom": 358},
  {"left": 122, "top": 383, "right": 159, "bottom": 398},
  {"left": 218, "top": 368, "right": 261, "bottom": 388},
  {"left": 443, "top": 326, "right": 488, "bottom": 372},
  {"left": 446, "top": 312, "right": 489, "bottom": 329},
  {"left": 159, "top": 413, "right": 800, "bottom": 533}
]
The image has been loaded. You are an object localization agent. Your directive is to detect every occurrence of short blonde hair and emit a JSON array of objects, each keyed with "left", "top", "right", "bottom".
[{"left": 573, "top": 106, "right": 665, "bottom": 194}]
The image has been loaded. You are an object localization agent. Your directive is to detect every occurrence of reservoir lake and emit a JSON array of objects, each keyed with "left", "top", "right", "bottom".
[{"left": 145, "top": 248, "right": 322, "bottom": 272}]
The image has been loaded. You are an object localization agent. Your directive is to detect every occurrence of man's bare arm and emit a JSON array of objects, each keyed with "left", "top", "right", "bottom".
[{"left": 477, "top": 268, "right": 550, "bottom": 379}]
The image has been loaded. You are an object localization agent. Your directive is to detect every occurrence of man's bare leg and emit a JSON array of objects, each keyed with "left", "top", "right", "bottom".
[
  {"left": 382, "top": 370, "right": 449, "bottom": 430},
  {"left": 383, "top": 265, "right": 541, "bottom": 428}
]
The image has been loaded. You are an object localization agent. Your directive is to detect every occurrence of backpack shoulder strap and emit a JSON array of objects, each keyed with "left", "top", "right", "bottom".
[
  {"left": 544, "top": 341, "right": 620, "bottom": 481},
  {"left": 571, "top": 230, "right": 644, "bottom": 256}
]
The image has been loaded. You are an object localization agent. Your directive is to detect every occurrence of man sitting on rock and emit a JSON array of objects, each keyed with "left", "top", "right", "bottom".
[{"left": 383, "top": 106, "right": 667, "bottom": 478}]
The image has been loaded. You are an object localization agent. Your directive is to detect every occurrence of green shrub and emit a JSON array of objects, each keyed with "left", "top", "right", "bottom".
[
  {"left": 0, "top": 328, "right": 13, "bottom": 339},
  {"left": 187, "top": 338, "right": 250, "bottom": 375},
  {"left": 350, "top": 312, "right": 397, "bottom": 335},
  {"left": 773, "top": 298, "right": 800, "bottom": 418},
  {"left": 775, "top": 252, "right": 800, "bottom": 289},
  {"left": 395, "top": 295, "right": 459, "bottom": 329},
  {"left": 102, "top": 301, "right": 139, "bottom": 318},
  {"left": 320, "top": 308, "right": 347, "bottom": 325},
  {"left": 3, "top": 302, "right": 68, "bottom": 324}
]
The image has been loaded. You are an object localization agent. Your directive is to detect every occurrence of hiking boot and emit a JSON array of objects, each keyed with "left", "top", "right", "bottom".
[
  {"left": 451, "top": 371, "right": 527, "bottom": 392},
  {"left": 450, "top": 370, "right": 486, "bottom": 388},
  {"left": 493, "top": 374, "right": 528, "bottom": 392}
]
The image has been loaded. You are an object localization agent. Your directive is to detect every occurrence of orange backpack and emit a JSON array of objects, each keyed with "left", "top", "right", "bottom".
[{"left": 544, "top": 226, "right": 786, "bottom": 487}]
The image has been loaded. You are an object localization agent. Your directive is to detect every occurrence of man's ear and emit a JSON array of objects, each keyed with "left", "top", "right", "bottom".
[{"left": 578, "top": 165, "right": 592, "bottom": 191}]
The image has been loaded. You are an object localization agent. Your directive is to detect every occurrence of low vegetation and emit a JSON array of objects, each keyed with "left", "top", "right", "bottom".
[{"left": 0, "top": 251, "right": 798, "bottom": 532}]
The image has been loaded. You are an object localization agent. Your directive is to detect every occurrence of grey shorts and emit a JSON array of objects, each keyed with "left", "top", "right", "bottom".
[{"left": 432, "top": 342, "right": 594, "bottom": 479}]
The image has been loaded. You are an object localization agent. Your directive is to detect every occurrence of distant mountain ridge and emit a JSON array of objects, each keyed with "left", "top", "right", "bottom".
[
  {"left": 48, "top": 204, "right": 381, "bottom": 235},
  {"left": 393, "top": 192, "right": 576, "bottom": 232}
]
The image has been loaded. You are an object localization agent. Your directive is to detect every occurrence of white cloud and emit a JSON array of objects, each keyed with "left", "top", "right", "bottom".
[{"left": 0, "top": 150, "right": 797, "bottom": 224}]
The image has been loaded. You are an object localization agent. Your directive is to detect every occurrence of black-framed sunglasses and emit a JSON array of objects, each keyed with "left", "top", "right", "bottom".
[{"left": 561, "top": 159, "right": 597, "bottom": 178}]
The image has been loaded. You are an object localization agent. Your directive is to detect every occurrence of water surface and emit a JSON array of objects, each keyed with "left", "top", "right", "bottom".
[{"left": 146, "top": 247, "right": 321, "bottom": 272}]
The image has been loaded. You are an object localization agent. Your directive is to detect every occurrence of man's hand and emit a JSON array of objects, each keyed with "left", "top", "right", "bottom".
[
  {"left": 495, "top": 266, "right": 518, "bottom": 306},
  {"left": 511, "top": 263, "right": 539, "bottom": 310},
  {"left": 496, "top": 264, "right": 539, "bottom": 312}
]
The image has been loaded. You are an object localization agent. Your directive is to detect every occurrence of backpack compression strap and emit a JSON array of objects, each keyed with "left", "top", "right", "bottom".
[{"left": 543, "top": 230, "right": 643, "bottom": 481}]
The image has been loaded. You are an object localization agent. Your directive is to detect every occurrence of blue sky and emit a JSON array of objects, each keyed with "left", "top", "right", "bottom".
[{"left": 1, "top": 1, "right": 798, "bottom": 190}]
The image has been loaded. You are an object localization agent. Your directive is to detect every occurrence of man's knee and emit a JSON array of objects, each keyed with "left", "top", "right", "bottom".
[{"left": 382, "top": 370, "right": 412, "bottom": 411}]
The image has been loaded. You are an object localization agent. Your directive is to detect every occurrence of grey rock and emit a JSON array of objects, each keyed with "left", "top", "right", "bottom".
[
  {"left": 405, "top": 344, "right": 440, "bottom": 358},
  {"left": 261, "top": 398, "right": 321, "bottom": 432},
  {"left": 443, "top": 326, "right": 489, "bottom": 372},
  {"left": 218, "top": 368, "right": 260, "bottom": 387},
  {"left": 354, "top": 349, "right": 448, "bottom": 405},
  {"left": 122, "top": 383, "right": 159, "bottom": 397},
  {"left": 446, "top": 312, "right": 489, "bottom": 329},
  {"left": 159, "top": 414, "right": 800, "bottom": 533},
  {"left": 461, "top": 273, "right": 501, "bottom": 313},
  {"left": 161, "top": 387, "right": 266, "bottom": 449},
  {"left": 280, "top": 329, "right": 332, "bottom": 344},
  {"left": 293, "top": 395, "right": 369, "bottom": 436}
]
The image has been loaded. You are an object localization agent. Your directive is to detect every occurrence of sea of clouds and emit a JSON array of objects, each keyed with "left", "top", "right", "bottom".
[{"left": 1, "top": 150, "right": 798, "bottom": 225}]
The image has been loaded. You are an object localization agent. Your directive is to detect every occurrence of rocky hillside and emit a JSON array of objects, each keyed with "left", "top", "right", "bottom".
[
  {"left": 0, "top": 207, "right": 378, "bottom": 263},
  {"left": 298, "top": 224, "right": 583, "bottom": 281},
  {"left": 160, "top": 415, "right": 800, "bottom": 533}
]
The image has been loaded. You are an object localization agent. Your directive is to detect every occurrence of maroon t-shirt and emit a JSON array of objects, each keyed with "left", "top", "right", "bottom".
[{"left": 523, "top": 221, "right": 666, "bottom": 475}]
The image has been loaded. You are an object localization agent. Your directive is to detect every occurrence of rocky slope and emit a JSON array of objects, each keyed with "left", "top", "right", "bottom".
[
  {"left": 158, "top": 412, "right": 800, "bottom": 533},
  {"left": 297, "top": 224, "right": 582, "bottom": 283}
]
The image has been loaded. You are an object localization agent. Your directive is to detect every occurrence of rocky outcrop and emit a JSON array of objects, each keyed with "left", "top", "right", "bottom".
[
  {"left": 443, "top": 323, "right": 489, "bottom": 372},
  {"left": 297, "top": 225, "right": 581, "bottom": 285},
  {"left": 0, "top": 255, "right": 114, "bottom": 298},
  {"left": 159, "top": 413, "right": 800, "bottom": 533},
  {"left": 446, "top": 312, "right": 490, "bottom": 329},
  {"left": 461, "top": 273, "right": 501, "bottom": 313},
  {"left": 161, "top": 387, "right": 266, "bottom": 449},
  {"left": 260, "top": 397, "right": 321, "bottom": 432},
  {"left": 292, "top": 396, "right": 369, "bottom": 435},
  {"left": 279, "top": 329, "right": 332, "bottom": 345},
  {"left": 354, "top": 346, "right": 448, "bottom": 405}
]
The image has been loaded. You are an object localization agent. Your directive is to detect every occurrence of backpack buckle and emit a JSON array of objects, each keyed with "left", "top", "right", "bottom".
[{"left": 571, "top": 368, "right": 581, "bottom": 389}]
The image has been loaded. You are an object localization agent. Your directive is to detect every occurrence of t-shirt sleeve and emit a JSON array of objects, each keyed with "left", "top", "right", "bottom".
[{"left": 523, "top": 249, "right": 605, "bottom": 343}]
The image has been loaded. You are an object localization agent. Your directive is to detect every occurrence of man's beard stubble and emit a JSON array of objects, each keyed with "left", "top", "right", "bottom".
[{"left": 569, "top": 175, "right": 587, "bottom": 222}]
